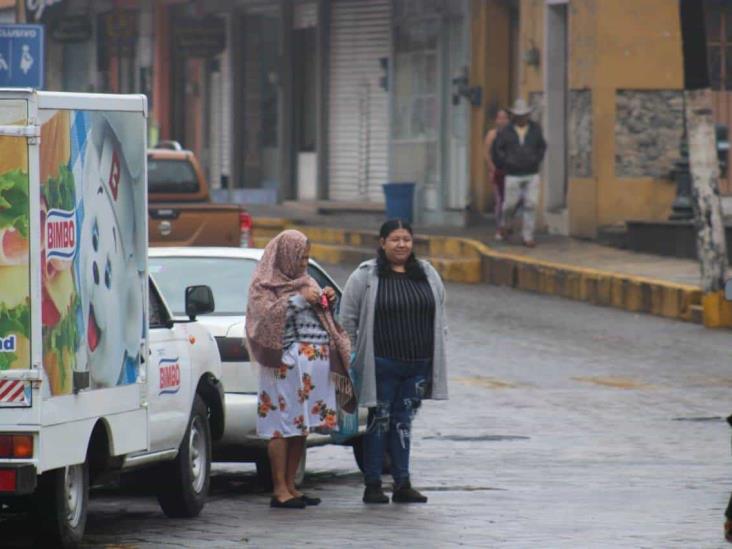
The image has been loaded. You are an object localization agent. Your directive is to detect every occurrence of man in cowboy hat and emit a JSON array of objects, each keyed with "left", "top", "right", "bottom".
[{"left": 491, "top": 98, "right": 547, "bottom": 247}]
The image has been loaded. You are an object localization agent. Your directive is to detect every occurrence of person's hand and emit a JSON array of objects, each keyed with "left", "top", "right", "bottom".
[
  {"left": 323, "top": 286, "right": 337, "bottom": 304},
  {"left": 301, "top": 286, "right": 320, "bottom": 305}
]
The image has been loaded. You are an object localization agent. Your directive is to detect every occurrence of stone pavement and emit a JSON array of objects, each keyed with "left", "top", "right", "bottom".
[{"left": 6, "top": 263, "right": 732, "bottom": 548}]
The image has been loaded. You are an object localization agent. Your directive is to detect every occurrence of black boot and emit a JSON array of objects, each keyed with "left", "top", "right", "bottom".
[
  {"left": 392, "top": 480, "right": 428, "bottom": 503},
  {"left": 362, "top": 481, "right": 389, "bottom": 504}
]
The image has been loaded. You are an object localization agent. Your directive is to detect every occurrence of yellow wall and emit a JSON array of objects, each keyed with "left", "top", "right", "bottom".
[
  {"left": 470, "top": 0, "right": 514, "bottom": 213},
  {"left": 515, "top": 0, "right": 684, "bottom": 237}
]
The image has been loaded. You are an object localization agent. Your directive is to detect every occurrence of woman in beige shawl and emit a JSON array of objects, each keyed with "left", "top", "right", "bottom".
[{"left": 246, "top": 230, "right": 355, "bottom": 508}]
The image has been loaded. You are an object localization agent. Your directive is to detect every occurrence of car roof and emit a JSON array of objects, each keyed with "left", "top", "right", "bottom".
[
  {"left": 148, "top": 247, "right": 341, "bottom": 292},
  {"left": 147, "top": 149, "right": 193, "bottom": 160},
  {"left": 149, "top": 247, "right": 265, "bottom": 260}
]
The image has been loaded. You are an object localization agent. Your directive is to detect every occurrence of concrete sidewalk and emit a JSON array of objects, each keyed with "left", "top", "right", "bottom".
[{"left": 247, "top": 203, "right": 732, "bottom": 328}]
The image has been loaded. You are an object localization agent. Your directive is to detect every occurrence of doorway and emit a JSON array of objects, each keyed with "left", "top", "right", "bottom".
[
  {"left": 233, "top": 8, "right": 283, "bottom": 191},
  {"left": 704, "top": 0, "right": 732, "bottom": 194},
  {"left": 292, "top": 3, "right": 319, "bottom": 201},
  {"left": 545, "top": 1, "right": 568, "bottom": 211},
  {"left": 443, "top": 3, "right": 469, "bottom": 210}
]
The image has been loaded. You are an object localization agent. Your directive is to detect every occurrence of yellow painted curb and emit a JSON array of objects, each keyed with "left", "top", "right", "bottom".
[
  {"left": 251, "top": 219, "right": 709, "bottom": 325},
  {"left": 702, "top": 291, "right": 732, "bottom": 328}
]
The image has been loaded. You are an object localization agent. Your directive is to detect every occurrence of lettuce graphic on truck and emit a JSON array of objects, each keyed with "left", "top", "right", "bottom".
[
  {"left": 0, "top": 130, "right": 31, "bottom": 372},
  {"left": 40, "top": 111, "right": 80, "bottom": 395}
]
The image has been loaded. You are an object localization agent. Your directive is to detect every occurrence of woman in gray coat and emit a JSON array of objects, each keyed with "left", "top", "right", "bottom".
[{"left": 341, "top": 219, "right": 448, "bottom": 504}]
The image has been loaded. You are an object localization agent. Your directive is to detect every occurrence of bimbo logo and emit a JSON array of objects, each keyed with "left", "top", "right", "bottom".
[
  {"left": 46, "top": 209, "right": 76, "bottom": 261},
  {"left": 0, "top": 335, "right": 16, "bottom": 352},
  {"left": 159, "top": 358, "right": 181, "bottom": 395}
]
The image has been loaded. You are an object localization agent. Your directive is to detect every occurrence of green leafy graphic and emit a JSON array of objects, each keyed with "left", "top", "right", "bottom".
[
  {"left": 0, "top": 352, "right": 17, "bottom": 371},
  {"left": 0, "top": 169, "right": 29, "bottom": 238},
  {"left": 0, "top": 300, "right": 30, "bottom": 339},
  {"left": 44, "top": 294, "right": 80, "bottom": 354},
  {"left": 43, "top": 165, "right": 75, "bottom": 212}
]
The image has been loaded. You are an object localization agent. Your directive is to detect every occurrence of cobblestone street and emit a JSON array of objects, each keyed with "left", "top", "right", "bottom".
[{"left": 5, "top": 263, "right": 732, "bottom": 547}]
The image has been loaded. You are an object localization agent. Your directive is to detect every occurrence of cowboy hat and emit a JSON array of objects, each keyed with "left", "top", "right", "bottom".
[{"left": 509, "top": 98, "right": 533, "bottom": 116}]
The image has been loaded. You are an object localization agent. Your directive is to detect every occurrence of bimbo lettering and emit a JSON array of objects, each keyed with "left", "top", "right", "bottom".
[
  {"left": 159, "top": 358, "right": 180, "bottom": 394},
  {"left": 46, "top": 209, "right": 76, "bottom": 261}
]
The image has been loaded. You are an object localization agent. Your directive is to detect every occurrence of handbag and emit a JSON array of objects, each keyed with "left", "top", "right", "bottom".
[{"left": 331, "top": 357, "right": 361, "bottom": 443}]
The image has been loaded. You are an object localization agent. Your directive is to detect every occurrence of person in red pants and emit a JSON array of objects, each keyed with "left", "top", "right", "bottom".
[{"left": 483, "top": 108, "right": 510, "bottom": 240}]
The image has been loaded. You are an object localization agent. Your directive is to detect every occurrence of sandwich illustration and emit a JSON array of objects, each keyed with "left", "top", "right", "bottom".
[
  {"left": 0, "top": 169, "right": 29, "bottom": 266},
  {"left": 40, "top": 111, "right": 79, "bottom": 395},
  {"left": 0, "top": 129, "right": 30, "bottom": 371}
]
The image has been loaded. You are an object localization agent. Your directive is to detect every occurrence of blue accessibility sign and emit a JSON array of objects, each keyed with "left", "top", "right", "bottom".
[{"left": 0, "top": 25, "right": 44, "bottom": 89}]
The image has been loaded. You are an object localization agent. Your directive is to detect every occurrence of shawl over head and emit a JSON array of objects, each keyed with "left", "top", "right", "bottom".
[{"left": 245, "top": 230, "right": 356, "bottom": 413}]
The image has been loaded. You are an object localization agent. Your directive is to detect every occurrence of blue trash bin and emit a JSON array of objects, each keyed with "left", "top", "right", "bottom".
[{"left": 382, "top": 182, "right": 416, "bottom": 223}]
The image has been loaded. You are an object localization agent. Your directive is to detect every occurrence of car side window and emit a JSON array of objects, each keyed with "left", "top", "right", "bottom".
[
  {"left": 149, "top": 280, "right": 170, "bottom": 329},
  {"left": 307, "top": 264, "right": 341, "bottom": 317}
]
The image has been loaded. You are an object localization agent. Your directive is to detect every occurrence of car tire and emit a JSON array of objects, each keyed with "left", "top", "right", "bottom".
[
  {"left": 351, "top": 434, "right": 391, "bottom": 475},
  {"left": 34, "top": 462, "right": 89, "bottom": 549},
  {"left": 255, "top": 446, "right": 306, "bottom": 489},
  {"left": 157, "top": 394, "right": 211, "bottom": 518}
]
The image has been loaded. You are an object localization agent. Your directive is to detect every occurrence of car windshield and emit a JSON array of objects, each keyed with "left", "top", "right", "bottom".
[
  {"left": 149, "top": 257, "right": 257, "bottom": 316},
  {"left": 148, "top": 158, "right": 200, "bottom": 193}
]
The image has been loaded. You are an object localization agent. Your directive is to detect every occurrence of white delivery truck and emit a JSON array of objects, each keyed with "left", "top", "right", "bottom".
[{"left": 0, "top": 90, "right": 225, "bottom": 548}]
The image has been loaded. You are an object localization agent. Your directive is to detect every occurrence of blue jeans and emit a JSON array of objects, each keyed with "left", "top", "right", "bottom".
[{"left": 363, "top": 357, "right": 430, "bottom": 485}]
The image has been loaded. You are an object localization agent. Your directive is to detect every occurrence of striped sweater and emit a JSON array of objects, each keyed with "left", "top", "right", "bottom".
[{"left": 374, "top": 272, "right": 435, "bottom": 361}]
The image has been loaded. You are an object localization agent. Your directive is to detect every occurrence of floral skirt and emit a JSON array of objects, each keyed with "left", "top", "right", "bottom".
[{"left": 256, "top": 342, "right": 338, "bottom": 439}]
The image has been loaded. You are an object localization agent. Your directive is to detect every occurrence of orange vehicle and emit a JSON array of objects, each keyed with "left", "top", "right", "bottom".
[{"left": 147, "top": 142, "right": 252, "bottom": 247}]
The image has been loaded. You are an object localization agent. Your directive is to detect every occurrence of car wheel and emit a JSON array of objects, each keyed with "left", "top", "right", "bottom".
[
  {"left": 255, "top": 446, "right": 306, "bottom": 489},
  {"left": 351, "top": 434, "right": 391, "bottom": 475},
  {"left": 157, "top": 394, "right": 211, "bottom": 518},
  {"left": 34, "top": 462, "right": 89, "bottom": 549}
]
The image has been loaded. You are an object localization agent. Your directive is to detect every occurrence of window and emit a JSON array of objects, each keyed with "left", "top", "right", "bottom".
[
  {"left": 705, "top": 0, "right": 732, "bottom": 90},
  {"left": 308, "top": 264, "right": 341, "bottom": 317},
  {"left": 392, "top": 21, "right": 439, "bottom": 141},
  {"left": 149, "top": 280, "right": 171, "bottom": 329},
  {"left": 149, "top": 257, "right": 258, "bottom": 316},
  {"left": 148, "top": 158, "right": 200, "bottom": 194}
]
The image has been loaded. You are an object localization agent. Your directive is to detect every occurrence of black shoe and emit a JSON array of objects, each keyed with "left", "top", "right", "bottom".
[
  {"left": 362, "top": 482, "right": 389, "bottom": 504},
  {"left": 299, "top": 494, "right": 322, "bottom": 506},
  {"left": 392, "top": 481, "right": 428, "bottom": 503},
  {"left": 270, "top": 496, "right": 306, "bottom": 509}
]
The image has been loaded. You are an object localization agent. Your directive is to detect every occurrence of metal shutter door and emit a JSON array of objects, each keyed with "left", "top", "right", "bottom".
[{"left": 328, "top": 0, "right": 390, "bottom": 202}]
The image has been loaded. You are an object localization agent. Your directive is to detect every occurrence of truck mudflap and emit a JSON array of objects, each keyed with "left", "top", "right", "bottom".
[{"left": 0, "top": 463, "right": 36, "bottom": 495}]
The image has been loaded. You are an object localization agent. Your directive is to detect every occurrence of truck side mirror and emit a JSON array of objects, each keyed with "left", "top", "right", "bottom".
[
  {"left": 725, "top": 279, "right": 732, "bottom": 301},
  {"left": 185, "top": 285, "right": 215, "bottom": 320}
]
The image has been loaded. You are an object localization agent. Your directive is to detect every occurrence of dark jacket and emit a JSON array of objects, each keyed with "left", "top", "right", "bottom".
[{"left": 491, "top": 121, "right": 547, "bottom": 176}]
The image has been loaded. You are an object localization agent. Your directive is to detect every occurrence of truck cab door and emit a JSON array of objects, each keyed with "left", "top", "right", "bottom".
[{"left": 147, "top": 279, "right": 192, "bottom": 452}]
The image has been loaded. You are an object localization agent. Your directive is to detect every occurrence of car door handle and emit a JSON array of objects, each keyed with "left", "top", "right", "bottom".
[{"left": 149, "top": 208, "right": 181, "bottom": 220}]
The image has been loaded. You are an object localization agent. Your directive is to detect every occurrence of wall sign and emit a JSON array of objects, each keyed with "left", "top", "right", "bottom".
[
  {"left": 174, "top": 16, "right": 226, "bottom": 58},
  {"left": 50, "top": 16, "right": 92, "bottom": 43},
  {"left": 0, "top": 24, "right": 44, "bottom": 88}
]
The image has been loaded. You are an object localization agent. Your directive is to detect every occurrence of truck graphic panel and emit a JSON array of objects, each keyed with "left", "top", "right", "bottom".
[{"left": 39, "top": 109, "right": 147, "bottom": 396}]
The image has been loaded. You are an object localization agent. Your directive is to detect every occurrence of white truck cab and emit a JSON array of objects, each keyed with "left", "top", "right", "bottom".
[{"left": 0, "top": 90, "right": 224, "bottom": 548}]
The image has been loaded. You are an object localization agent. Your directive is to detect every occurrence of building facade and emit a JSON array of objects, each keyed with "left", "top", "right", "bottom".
[
  {"left": 473, "top": 0, "right": 732, "bottom": 238},
  {"left": 14, "top": 0, "right": 727, "bottom": 232}
]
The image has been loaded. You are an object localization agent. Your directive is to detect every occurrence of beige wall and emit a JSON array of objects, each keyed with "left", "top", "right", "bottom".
[{"left": 516, "top": 0, "right": 684, "bottom": 237}]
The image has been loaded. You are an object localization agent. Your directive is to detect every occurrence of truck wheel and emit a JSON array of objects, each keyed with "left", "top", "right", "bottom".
[
  {"left": 34, "top": 463, "right": 89, "bottom": 549},
  {"left": 255, "top": 446, "right": 306, "bottom": 489},
  {"left": 351, "top": 434, "right": 391, "bottom": 475},
  {"left": 157, "top": 394, "right": 211, "bottom": 518}
]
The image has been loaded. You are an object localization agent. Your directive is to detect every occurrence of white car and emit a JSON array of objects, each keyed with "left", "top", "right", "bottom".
[{"left": 148, "top": 247, "right": 368, "bottom": 483}]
